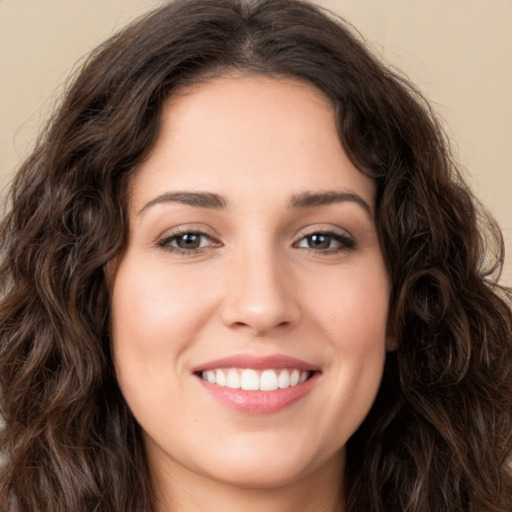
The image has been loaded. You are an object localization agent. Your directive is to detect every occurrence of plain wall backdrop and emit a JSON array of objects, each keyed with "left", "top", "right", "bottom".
[{"left": 1, "top": 0, "right": 511, "bottom": 284}]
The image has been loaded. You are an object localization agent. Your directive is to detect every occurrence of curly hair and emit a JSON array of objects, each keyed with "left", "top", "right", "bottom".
[{"left": 1, "top": 0, "right": 511, "bottom": 510}]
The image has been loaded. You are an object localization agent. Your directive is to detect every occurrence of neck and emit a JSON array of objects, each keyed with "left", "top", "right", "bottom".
[{"left": 152, "top": 453, "right": 345, "bottom": 512}]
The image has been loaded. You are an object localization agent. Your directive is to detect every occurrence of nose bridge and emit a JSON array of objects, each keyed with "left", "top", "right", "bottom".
[{"left": 221, "top": 237, "right": 299, "bottom": 335}]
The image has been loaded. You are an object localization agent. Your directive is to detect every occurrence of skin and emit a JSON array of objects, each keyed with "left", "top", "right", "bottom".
[{"left": 111, "top": 75, "right": 390, "bottom": 512}]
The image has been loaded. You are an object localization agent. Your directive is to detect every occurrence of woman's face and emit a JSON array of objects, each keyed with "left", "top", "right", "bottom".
[{"left": 111, "top": 75, "right": 390, "bottom": 492}]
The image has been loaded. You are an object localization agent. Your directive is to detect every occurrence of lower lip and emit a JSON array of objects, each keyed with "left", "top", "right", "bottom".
[{"left": 197, "top": 373, "right": 319, "bottom": 414}]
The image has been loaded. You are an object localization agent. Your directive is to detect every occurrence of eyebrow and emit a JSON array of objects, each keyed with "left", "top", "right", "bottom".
[
  {"left": 138, "top": 189, "right": 372, "bottom": 217},
  {"left": 289, "top": 191, "right": 372, "bottom": 217},
  {"left": 138, "top": 191, "right": 226, "bottom": 215}
]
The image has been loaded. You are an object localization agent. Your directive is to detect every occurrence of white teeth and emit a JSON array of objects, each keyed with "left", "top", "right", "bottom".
[
  {"left": 216, "top": 369, "right": 226, "bottom": 386},
  {"left": 240, "top": 369, "right": 259, "bottom": 390},
  {"left": 260, "top": 369, "right": 279, "bottom": 391},
  {"left": 278, "top": 369, "right": 290, "bottom": 388},
  {"left": 226, "top": 369, "right": 240, "bottom": 389},
  {"left": 290, "top": 369, "right": 300, "bottom": 386},
  {"left": 201, "top": 368, "right": 311, "bottom": 391}
]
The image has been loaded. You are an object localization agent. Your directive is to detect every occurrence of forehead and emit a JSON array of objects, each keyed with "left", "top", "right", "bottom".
[{"left": 128, "top": 75, "right": 375, "bottom": 215}]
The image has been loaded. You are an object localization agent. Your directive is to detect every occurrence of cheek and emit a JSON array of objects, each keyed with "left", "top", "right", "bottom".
[
  {"left": 305, "top": 259, "right": 389, "bottom": 341},
  {"left": 109, "top": 254, "right": 230, "bottom": 422},
  {"left": 111, "top": 258, "right": 213, "bottom": 351},
  {"left": 306, "top": 262, "right": 389, "bottom": 423},
  {"left": 110, "top": 259, "right": 196, "bottom": 402}
]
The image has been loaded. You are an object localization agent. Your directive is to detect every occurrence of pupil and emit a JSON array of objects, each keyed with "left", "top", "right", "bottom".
[
  {"left": 309, "top": 234, "right": 330, "bottom": 249},
  {"left": 178, "top": 233, "right": 200, "bottom": 249}
]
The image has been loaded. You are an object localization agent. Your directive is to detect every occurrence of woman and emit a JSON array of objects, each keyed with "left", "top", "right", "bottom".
[{"left": 0, "top": 0, "right": 511, "bottom": 510}]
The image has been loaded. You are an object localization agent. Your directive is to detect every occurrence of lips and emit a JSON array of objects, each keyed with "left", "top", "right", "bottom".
[
  {"left": 193, "top": 354, "right": 320, "bottom": 414},
  {"left": 193, "top": 353, "right": 320, "bottom": 372}
]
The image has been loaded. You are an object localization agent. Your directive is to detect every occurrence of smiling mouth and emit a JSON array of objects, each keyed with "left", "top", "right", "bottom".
[{"left": 197, "top": 368, "right": 312, "bottom": 391}]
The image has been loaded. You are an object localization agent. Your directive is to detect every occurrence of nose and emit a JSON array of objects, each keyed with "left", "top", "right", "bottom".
[{"left": 220, "top": 247, "right": 300, "bottom": 336}]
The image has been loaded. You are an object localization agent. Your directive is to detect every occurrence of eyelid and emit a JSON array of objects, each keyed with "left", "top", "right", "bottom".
[
  {"left": 154, "top": 223, "right": 219, "bottom": 242},
  {"left": 155, "top": 225, "right": 222, "bottom": 254},
  {"left": 295, "top": 224, "right": 355, "bottom": 240},
  {"left": 293, "top": 226, "right": 357, "bottom": 253}
]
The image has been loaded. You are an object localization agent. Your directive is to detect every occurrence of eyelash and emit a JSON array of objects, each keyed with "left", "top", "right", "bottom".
[
  {"left": 156, "top": 229, "right": 356, "bottom": 255},
  {"left": 156, "top": 229, "right": 220, "bottom": 255},
  {"left": 293, "top": 230, "right": 356, "bottom": 254}
]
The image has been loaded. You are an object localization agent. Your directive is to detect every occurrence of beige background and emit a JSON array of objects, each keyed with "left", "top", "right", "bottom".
[{"left": 1, "top": 0, "right": 511, "bottom": 284}]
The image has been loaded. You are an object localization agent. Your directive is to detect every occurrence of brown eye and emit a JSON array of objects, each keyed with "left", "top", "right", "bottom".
[
  {"left": 157, "top": 231, "right": 217, "bottom": 253},
  {"left": 305, "top": 234, "right": 332, "bottom": 249},
  {"left": 295, "top": 231, "right": 356, "bottom": 253},
  {"left": 174, "top": 233, "right": 203, "bottom": 249}
]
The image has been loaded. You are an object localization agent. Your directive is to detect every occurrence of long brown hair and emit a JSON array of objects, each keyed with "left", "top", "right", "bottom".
[{"left": 1, "top": 1, "right": 511, "bottom": 510}]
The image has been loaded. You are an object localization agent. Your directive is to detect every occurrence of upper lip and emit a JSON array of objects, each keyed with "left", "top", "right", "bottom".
[{"left": 192, "top": 354, "right": 321, "bottom": 373}]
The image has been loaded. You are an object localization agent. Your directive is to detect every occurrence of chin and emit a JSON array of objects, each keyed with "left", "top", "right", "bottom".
[
  {"left": 206, "top": 460, "right": 313, "bottom": 489},
  {"left": 193, "top": 439, "right": 342, "bottom": 490}
]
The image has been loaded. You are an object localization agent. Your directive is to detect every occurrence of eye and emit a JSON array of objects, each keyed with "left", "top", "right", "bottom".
[
  {"left": 157, "top": 230, "right": 219, "bottom": 254},
  {"left": 294, "top": 231, "right": 356, "bottom": 253}
]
